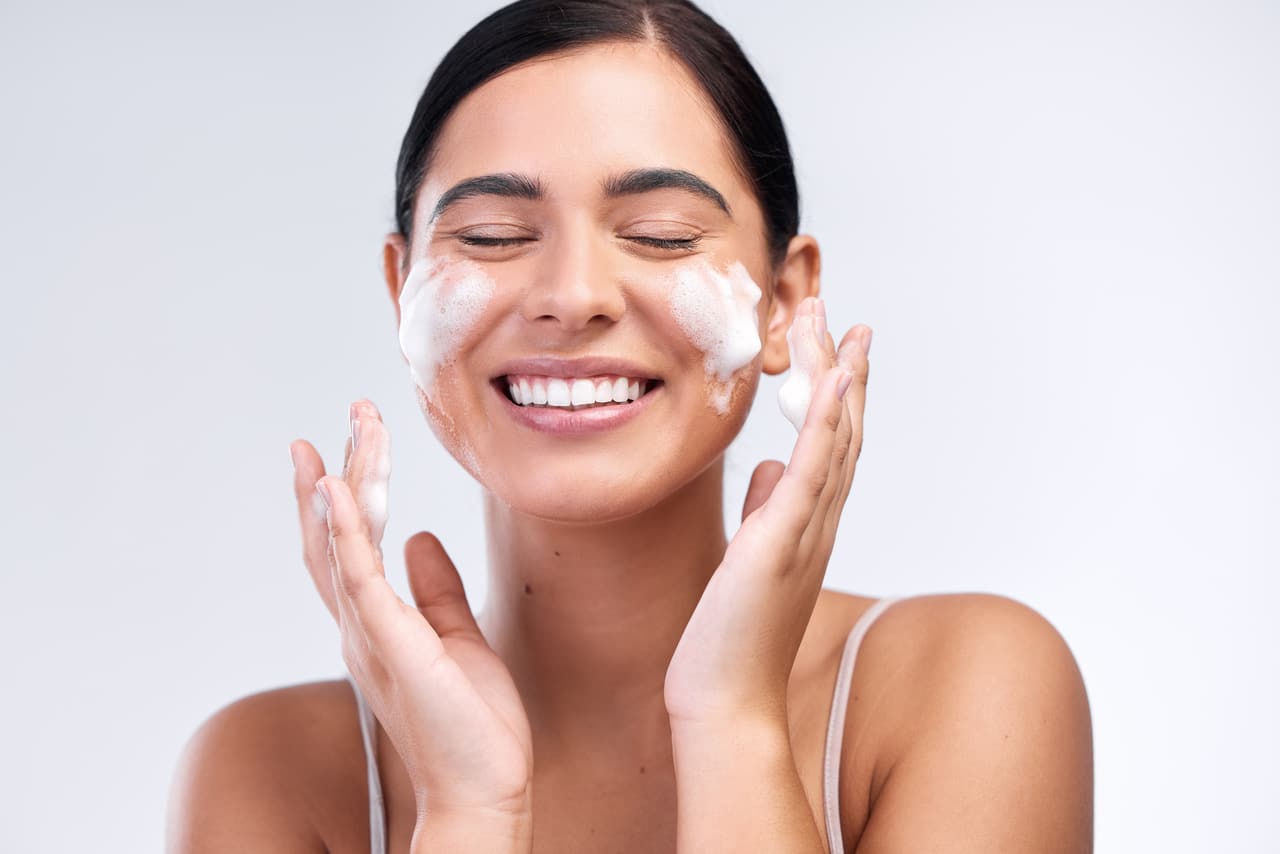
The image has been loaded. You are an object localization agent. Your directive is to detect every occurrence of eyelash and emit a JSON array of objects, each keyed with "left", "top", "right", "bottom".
[{"left": 458, "top": 235, "right": 703, "bottom": 251}]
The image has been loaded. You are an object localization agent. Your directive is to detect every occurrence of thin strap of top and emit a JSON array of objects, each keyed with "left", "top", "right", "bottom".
[
  {"left": 822, "top": 596, "right": 903, "bottom": 854},
  {"left": 348, "top": 675, "right": 387, "bottom": 854},
  {"left": 347, "top": 594, "right": 902, "bottom": 854}
]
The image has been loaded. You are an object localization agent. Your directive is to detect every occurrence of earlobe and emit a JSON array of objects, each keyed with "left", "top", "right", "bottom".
[
  {"left": 760, "top": 235, "right": 822, "bottom": 376},
  {"left": 383, "top": 232, "right": 408, "bottom": 326}
]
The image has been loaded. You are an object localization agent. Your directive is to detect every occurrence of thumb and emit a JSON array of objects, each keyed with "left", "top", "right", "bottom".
[
  {"left": 742, "top": 460, "right": 786, "bottom": 522},
  {"left": 405, "top": 532, "right": 484, "bottom": 643}
]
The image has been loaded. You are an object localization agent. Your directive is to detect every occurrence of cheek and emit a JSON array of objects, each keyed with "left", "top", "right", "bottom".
[
  {"left": 663, "top": 258, "right": 764, "bottom": 415},
  {"left": 397, "top": 256, "right": 495, "bottom": 400},
  {"left": 415, "top": 379, "right": 485, "bottom": 481},
  {"left": 399, "top": 256, "right": 495, "bottom": 479}
]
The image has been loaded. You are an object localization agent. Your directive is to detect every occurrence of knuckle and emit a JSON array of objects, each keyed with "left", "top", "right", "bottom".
[
  {"left": 339, "top": 570, "right": 367, "bottom": 600},
  {"left": 832, "top": 441, "right": 850, "bottom": 468},
  {"left": 805, "top": 468, "right": 829, "bottom": 499}
]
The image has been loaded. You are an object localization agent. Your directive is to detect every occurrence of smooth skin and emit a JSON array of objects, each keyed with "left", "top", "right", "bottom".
[{"left": 167, "top": 40, "right": 1092, "bottom": 854}]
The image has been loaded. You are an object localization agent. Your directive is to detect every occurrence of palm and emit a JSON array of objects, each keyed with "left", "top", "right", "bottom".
[{"left": 290, "top": 403, "right": 534, "bottom": 813}]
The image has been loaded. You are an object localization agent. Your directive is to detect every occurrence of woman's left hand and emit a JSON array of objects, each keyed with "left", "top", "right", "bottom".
[{"left": 664, "top": 297, "right": 872, "bottom": 727}]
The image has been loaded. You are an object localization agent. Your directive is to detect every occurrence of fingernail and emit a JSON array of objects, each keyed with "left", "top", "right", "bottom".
[
  {"left": 815, "top": 302, "right": 828, "bottom": 341},
  {"left": 351, "top": 418, "right": 362, "bottom": 451},
  {"left": 860, "top": 327, "right": 873, "bottom": 355},
  {"left": 315, "top": 479, "right": 332, "bottom": 511},
  {"left": 836, "top": 369, "right": 854, "bottom": 400},
  {"left": 288, "top": 443, "right": 300, "bottom": 471}
]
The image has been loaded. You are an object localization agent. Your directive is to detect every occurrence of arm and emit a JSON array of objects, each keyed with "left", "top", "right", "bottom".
[
  {"left": 854, "top": 594, "right": 1094, "bottom": 854},
  {"left": 670, "top": 715, "right": 827, "bottom": 853}
]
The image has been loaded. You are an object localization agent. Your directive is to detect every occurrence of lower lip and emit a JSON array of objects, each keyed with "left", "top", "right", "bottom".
[{"left": 493, "top": 381, "right": 662, "bottom": 434}]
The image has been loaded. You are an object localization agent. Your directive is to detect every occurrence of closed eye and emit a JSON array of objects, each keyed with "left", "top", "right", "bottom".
[
  {"left": 631, "top": 235, "right": 702, "bottom": 250},
  {"left": 457, "top": 236, "right": 533, "bottom": 247},
  {"left": 457, "top": 235, "right": 703, "bottom": 250}
]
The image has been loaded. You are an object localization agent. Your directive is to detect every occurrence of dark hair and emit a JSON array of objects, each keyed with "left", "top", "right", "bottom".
[{"left": 393, "top": 0, "right": 799, "bottom": 271}]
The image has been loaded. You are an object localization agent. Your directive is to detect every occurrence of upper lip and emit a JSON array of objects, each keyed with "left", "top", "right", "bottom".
[{"left": 491, "top": 356, "right": 662, "bottom": 380}]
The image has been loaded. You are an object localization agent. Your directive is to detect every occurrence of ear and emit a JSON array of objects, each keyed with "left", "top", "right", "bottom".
[
  {"left": 760, "top": 234, "right": 821, "bottom": 376},
  {"left": 383, "top": 232, "right": 409, "bottom": 327}
]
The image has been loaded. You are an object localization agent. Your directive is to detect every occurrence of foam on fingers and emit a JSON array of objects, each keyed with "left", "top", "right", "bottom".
[{"left": 778, "top": 301, "right": 825, "bottom": 432}]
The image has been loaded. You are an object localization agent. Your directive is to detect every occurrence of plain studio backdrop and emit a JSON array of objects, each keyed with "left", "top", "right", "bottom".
[{"left": 1, "top": 0, "right": 1276, "bottom": 850}]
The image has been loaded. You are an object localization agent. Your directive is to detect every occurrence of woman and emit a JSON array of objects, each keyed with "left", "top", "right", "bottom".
[{"left": 168, "top": 1, "right": 1093, "bottom": 852}]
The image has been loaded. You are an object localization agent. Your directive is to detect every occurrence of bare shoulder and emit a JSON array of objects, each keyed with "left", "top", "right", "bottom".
[
  {"left": 167, "top": 678, "right": 371, "bottom": 854},
  {"left": 841, "top": 592, "right": 1094, "bottom": 853}
]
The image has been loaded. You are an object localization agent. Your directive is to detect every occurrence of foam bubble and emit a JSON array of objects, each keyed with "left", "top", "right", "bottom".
[
  {"left": 357, "top": 427, "right": 391, "bottom": 547},
  {"left": 777, "top": 312, "right": 823, "bottom": 432},
  {"left": 397, "top": 255, "right": 496, "bottom": 399},
  {"left": 667, "top": 258, "right": 762, "bottom": 413}
]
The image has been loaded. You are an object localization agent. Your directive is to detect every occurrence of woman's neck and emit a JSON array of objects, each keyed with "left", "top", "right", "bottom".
[{"left": 476, "top": 458, "right": 729, "bottom": 768}]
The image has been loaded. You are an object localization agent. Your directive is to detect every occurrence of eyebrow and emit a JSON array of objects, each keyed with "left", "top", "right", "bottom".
[
  {"left": 427, "top": 167, "right": 732, "bottom": 224},
  {"left": 602, "top": 168, "right": 732, "bottom": 217}
]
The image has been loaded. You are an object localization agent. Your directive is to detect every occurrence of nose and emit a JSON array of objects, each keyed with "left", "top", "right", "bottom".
[{"left": 519, "top": 230, "right": 626, "bottom": 332}]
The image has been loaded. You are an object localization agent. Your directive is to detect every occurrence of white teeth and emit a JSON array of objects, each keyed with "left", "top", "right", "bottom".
[
  {"left": 546, "top": 378, "right": 571, "bottom": 406},
  {"left": 504, "top": 374, "right": 657, "bottom": 408},
  {"left": 570, "top": 379, "right": 596, "bottom": 406}
]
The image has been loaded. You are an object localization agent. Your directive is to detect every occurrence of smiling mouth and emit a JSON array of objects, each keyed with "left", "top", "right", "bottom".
[{"left": 495, "top": 374, "right": 663, "bottom": 410}]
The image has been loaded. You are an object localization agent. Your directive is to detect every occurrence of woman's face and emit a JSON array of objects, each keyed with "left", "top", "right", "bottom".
[{"left": 385, "top": 42, "right": 805, "bottom": 522}]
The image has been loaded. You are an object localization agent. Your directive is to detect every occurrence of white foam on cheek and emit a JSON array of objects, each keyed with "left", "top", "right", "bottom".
[
  {"left": 668, "top": 259, "right": 763, "bottom": 413},
  {"left": 397, "top": 255, "right": 495, "bottom": 400},
  {"left": 778, "top": 313, "right": 822, "bottom": 432}
]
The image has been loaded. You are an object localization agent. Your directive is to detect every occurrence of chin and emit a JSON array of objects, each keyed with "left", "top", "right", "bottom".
[{"left": 480, "top": 457, "right": 691, "bottom": 524}]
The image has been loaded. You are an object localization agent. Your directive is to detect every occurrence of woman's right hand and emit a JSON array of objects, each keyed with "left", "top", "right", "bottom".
[{"left": 288, "top": 399, "right": 534, "bottom": 846}]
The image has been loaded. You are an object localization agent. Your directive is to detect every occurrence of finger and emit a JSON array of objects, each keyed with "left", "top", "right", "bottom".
[
  {"left": 290, "top": 439, "right": 339, "bottom": 622},
  {"left": 405, "top": 532, "right": 485, "bottom": 643},
  {"left": 346, "top": 400, "right": 392, "bottom": 549},
  {"left": 823, "top": 327, "right": 872, "bottom": 532},
  {"left": 760, "top": 365, "right": 852, "bottom": 545},
  {"left": 813, "top": 298, "right": 838, "bottom": 367},
  {"left": 318, "top": 474, "right": 442, "bottom": 661},
  {"left": 798, "top": 379, "right": 853, "bottom": 563},
  {"left": 741, "top": 460, "right": 785, "bottom": 522},
  {"left": 812, "top": 368, "right": 854, "bottom": 521},
  {"left": 805, "top": 306, "right": 852, "bottom": 514},
  {"left": 791, "top": 301, "right": 851, "bottom": 544},
  {"left": 835, "top": 325, "right": 870, "bottom": 472}
]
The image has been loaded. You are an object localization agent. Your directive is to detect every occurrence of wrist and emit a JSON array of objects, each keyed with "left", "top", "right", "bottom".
[
  {"left": 668, "top": 702, "right": 790, "bottom": 745},
  {"left": 412, "top": 801, "right": 533, "bottom": 854},
  {"left": 670, "top": 713, "right": 793, "bottom": 772}
]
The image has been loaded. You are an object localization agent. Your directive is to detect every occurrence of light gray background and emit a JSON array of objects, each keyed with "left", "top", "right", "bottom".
[{"left": 2, "top": 0, "right": 1276, "bottom": 850}]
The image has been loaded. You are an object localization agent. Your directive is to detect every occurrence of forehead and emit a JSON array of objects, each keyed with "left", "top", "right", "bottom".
[{"left": 423, "top": 42, "right": 750, "bottom": 207}]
